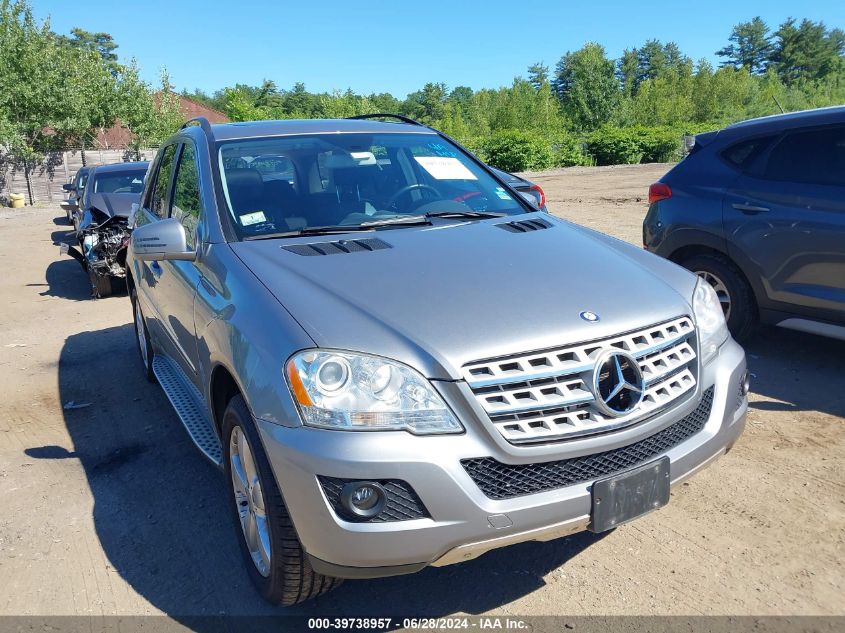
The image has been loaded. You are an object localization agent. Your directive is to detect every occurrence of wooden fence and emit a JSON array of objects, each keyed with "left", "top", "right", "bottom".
[{"left": 0, "top": 147, "right": 159, "bottom": 205}]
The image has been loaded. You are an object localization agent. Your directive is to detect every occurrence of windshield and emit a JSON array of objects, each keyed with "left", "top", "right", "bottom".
[
  {"left": 92, "top": 170, "right": 146, "bottom": 194},
  {"left": 217, "top": 132, "right": 527, "bottom": 237}
]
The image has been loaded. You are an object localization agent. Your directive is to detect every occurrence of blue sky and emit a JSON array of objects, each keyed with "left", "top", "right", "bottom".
[{"left": 35, "top": 0, "right": 845, "bottom": 98}]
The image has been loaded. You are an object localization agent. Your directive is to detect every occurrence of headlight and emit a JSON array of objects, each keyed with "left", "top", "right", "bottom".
[
  {"left": 285, "top": 350, "right": 463, "bottom": 434},
  {"left": 693, "top": 278, "right": 729, "bottom": 365}
]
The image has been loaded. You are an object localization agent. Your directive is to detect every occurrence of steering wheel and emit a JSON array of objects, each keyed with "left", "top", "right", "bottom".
[{"left": 386, "top": 184, "right": 441, "bottom": 210}]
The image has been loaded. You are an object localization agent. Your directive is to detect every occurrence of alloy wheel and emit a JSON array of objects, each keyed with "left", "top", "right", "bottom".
[{"left": 230, "top": 426, "right": 272, "bottom": 577}]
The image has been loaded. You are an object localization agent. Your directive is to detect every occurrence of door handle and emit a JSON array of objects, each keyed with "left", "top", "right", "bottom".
[{"left": 732, "top": 203, "right": 770, "bottom": 215}]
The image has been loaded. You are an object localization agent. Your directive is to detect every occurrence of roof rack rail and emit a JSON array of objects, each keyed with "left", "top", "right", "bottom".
[
  {"left": 181, "top": 116, "right": 214, "bottom": 140},
  {"left": 347, "top": 113, "right": 425, "bottom": 126}
]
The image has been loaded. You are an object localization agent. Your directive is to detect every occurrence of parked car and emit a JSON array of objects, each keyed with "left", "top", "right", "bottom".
[
  {"left": 488, "top": 166, "right": 547, "bottom": 211},
  {"left": 127, "top": 114, "right": 747, "bottom": 606},
  {"left": 60, "top": 166, "right": 90, "bottom": 223},
  {"left": 644, "top": 106, "right": 845, "bottom": 342},
  {"left": 63, "top": 161, "right": 148, "bottom": 297}
]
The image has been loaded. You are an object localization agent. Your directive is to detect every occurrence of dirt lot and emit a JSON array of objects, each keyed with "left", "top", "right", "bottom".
[{"left": 0, "top": 164, "right": 842, "bottom": 618}]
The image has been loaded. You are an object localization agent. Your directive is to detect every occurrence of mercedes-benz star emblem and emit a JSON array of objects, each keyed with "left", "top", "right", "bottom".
[
  {"left": 592, "top": 350, "right": 645, "bottom": 417},
  {"left": 580, "top": 311, "right": 600, "bottom": 322}
]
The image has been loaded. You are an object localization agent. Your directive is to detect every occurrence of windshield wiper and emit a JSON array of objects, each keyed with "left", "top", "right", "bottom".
[
  {"left": 423, "top": 210, "right": 508, "bottom": 219},
  {"left": 244, "top": 217, "right": 431, "bottom": 240},
  {"left": 359, "top": 215, "right": 431, "bottom": 227}
]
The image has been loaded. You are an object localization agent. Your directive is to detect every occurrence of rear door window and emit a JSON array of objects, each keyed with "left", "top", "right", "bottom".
[{"left": 762, "top": 126, "right": 845, "bottom": 187}]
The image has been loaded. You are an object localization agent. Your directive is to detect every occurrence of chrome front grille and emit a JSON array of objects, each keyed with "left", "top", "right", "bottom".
[{"left": 462, "top": 316, "right": 698, "bottom": 443}]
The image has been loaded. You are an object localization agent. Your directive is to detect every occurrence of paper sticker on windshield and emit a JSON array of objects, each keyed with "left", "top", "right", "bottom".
[
  {"left": 414, "top": 156, "right": 477, "bottom": 180},
  {"left": 494, "top": 187, "right": 513, "bottom": 200},
  {"left": 240, "top": 211, "right": 266, "bottom": 226}
]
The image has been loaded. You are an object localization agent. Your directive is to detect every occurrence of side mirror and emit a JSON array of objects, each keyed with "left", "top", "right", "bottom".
[
  {"left": 131, "top": 218, "right": 196, "bottom": 262},
  {"left": 519, "top": 191, "right": 540, "bottom": 208},
  {"left": 62, "top": 183, "right": 75, "bottom": 192}
]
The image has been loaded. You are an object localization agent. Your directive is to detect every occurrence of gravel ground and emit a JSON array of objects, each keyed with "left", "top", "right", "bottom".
[{"left": 0, "top": 164, "right": 842, "bottom": 619}]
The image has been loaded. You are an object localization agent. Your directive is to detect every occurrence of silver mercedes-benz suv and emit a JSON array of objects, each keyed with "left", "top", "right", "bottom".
[{"left": 126, "top": 114, "right": 748, "bottom": 605}]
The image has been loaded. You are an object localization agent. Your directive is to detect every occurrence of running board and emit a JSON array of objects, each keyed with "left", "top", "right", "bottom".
[{"left": 152, "top": 355, "right": 222, "bottom": 466}]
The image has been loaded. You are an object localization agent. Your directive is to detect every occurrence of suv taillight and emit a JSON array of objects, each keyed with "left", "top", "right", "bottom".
[
  {"left": 529, "top": 184, "right": 546, "bottom": 208},
  {"left": 648, "top": 183, "right": 672, "bottom": 205}
]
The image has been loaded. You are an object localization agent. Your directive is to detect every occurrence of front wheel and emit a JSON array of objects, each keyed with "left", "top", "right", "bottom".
[
  {"left": 680, "top": 253, "right": 756, "bottom": 342},
  {"left": 222, "top": 394, "right": 342, "bottom": 606}
]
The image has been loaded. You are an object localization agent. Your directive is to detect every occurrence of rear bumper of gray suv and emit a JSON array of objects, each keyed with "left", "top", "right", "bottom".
[{"left": 256, "top": 339, "right": 747, "bottom": 578}]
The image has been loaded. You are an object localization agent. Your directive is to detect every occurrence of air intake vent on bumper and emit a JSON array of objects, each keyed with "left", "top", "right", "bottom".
[
  {"left": 283, "top": 237, "right": 392, "bottom": 256},
  {"left": 496, "top": 218, "right": 552, "bottom": 233}
]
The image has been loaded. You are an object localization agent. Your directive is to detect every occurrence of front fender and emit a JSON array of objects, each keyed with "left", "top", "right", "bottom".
[{"left": 194, "top": 243, "right": 315, "bottom": 429}]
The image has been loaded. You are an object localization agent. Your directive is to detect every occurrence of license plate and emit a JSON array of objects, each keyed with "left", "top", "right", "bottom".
[{"left": 589, "top": 457, "right": 670, "bottom": 533}]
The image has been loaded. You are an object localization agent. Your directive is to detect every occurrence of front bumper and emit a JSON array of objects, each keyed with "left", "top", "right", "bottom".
[{"left": 257, "top": 339, "right": 747, "bottom": 578}]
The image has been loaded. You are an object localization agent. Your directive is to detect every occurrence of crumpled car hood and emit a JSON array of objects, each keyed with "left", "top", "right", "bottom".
[{"left": 231, "top": 215, "right": 697, "bottom": 379}]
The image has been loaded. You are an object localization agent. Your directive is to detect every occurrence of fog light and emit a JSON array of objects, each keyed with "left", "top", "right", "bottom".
[
  {"left": 339, "top": 481, "right": 386, "bottom": 519},
  {"left": 741, "top": 371, "right": 751, "bottom": 396}
]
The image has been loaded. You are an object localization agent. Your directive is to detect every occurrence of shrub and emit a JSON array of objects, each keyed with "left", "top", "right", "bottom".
[
  {"left": 586, "top": 126, "right": 686, "bottom": 165},
  {"left": 459, "top": 137, "right": 489, "bottom": 163},
  {"left": 586, "top": 127, "right": 644, "bottom": 165},
  {"left": 637, "top": 127, "right": 683, "bottom": 163},
  {"left": 550, "top": 133, "right": 591, "bottom": 167},
  {"left": 481, "top": 130, "right": 554, "bottom": 172}
]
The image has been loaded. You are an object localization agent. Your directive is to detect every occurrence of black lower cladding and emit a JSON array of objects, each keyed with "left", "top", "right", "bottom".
[
  {"left": 463, "top": 387, "right": 715, "bottom": 500},
  {"left": 318, "top": 476, "right": 430, "bottom": 523}
]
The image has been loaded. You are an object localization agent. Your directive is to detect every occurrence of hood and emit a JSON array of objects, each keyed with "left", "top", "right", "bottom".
[
  {"left": 88, "top": 192, "right": 139, "bottom": 219},
  {"left": 231, "top": 214, "right": 697, "bottom": 379}
]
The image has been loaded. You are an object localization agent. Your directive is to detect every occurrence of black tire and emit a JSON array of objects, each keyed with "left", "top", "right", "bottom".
[
  {"left": 130, "top": 286, "right": 155, "bottom": 383},
  {"left": 680, "top": 253, "right": 756, "bottom": 342},
  {"left": 88, "top": 268, "right": 113, "bottom": 298},
  {"left": 222, "top": 394, "right": 342, "bottom": 606}
]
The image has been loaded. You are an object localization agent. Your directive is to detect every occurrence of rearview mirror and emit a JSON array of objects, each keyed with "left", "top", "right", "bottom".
[
  {"left": 131, "top": 218, "right": 196, "bottom": 262},
  {"left": 62, "top": 183, "right": 75, "bottom": 192}
]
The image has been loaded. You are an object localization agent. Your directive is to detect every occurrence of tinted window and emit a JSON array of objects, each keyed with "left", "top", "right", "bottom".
[
  {"left": 151, "top": 145, "right": 177, "bottom": 217},
  {"left": 763, "top": 126, "right": 845, "bottom": 187},
  {"left": 721, "top": 136, "right": 774, "bottom": 172},
  {"left": 171, "top": 144, "right": 202, "bottom": 249}
]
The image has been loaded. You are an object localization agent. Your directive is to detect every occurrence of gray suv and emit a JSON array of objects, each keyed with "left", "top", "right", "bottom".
[{"left": 127, "top": 115, "right": 748, "bottom": 605}]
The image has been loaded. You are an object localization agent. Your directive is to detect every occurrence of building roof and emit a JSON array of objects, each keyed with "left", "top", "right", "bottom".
[{"left": 93, "top": 94, "right": 230, "bottom": 149}]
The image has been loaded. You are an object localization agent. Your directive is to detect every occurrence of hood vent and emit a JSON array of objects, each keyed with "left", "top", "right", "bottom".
[
  {"left": 283, "top": 237, "right": 392, "bottom": 256},
  {"left": 496, "top": 218, "right": 552, "bottom": 233}
]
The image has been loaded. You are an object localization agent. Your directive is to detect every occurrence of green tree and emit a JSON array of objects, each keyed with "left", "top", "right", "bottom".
[
  {"left": 618, "top": 48, "right": 639, "bottom": 97},
  {"left": 717, "top": 17, "right": 772, "bottom": 74},
  {"left": 772, "top": 18, "right": 845, "bottom": 84},
  {"left": 527, "top": 62, "right": 549, "bottom": 90},
  {"left": 552, "top": 43, "right": 620, "bottom": 131},
  {"left": 57, "top": 27, "right": 120, "bottom": 73},
  {"left": 0, "top": 0, "right": 115, "bottom": 201},
  {"left": 401, "top": 82, "right": 448, "bottom": 123},
  {"left": 222, "top": 85, "right": 269, "bottom": 121},
  {"left": 117, "top": 64, "right": 185, "bottom": 155}
]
